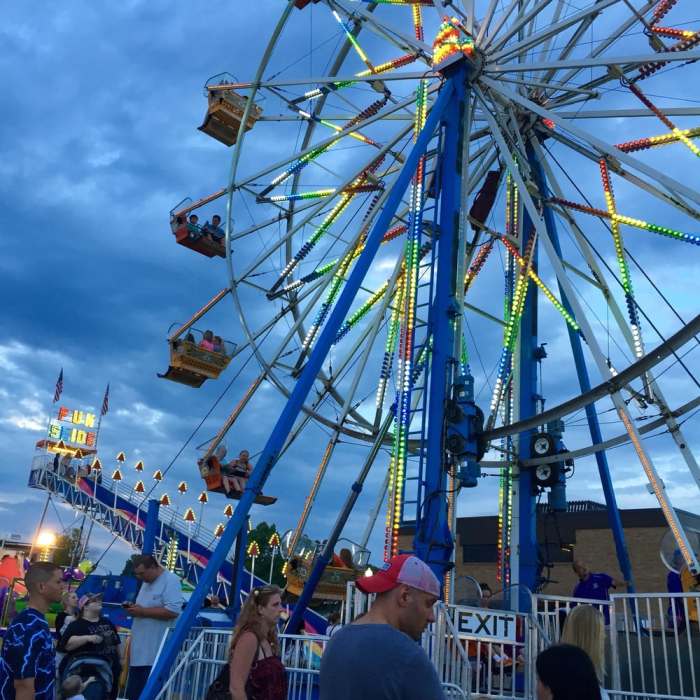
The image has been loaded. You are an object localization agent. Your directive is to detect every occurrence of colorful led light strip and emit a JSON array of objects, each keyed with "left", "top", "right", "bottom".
[
  {"left": 637, "top": 30, "right": 700, "bottom": 81},
  {"left": 464, "top": 240, "right": 495, "bottom": 292},
  {"left": 625, "top": 81, "right": 700, "bottom": 158},
  {"left": 386, "top": 80, "right": 428, "bottom": 560},
  {"left": 263, "top": 184, "right": 381, "bottom": 203},
  {"left": 615, "top": 126, "right": 700, "bottom": 152},
  {"left": 376, "top": 283, "right": 404, "bottom": 412},
  {"left": 488, "top": 233, "right": 536, "bottom": 423},
  {"left": 263, "top": 97, "right": 389, "bottom": 197},
  {"left": 269, "top": 157, "right": 385, "bottom": 295},
  {"left": 298, "top": 54, "right": 417, "bottom": 104},
  {"left": 358, "top": 0, "right": 433, "bottom": 5},
  {"left": 412, "top": 4, "right": 424, "bottom": 42},
  {"left": 335, "top": 240, "right": 431, "bottom": 344},
  {"left": 334, "top": 282, "right": 390, "bottom": 344},
  {"left": 499, "top": 237, "right": 580, "bottom": 332},
  {"left": 652, "top": 25, "right": 697, "bottom": 40},
  {"left": 432, "top": 16, "right": 476, "bottom": 69},
  {"left": 552, "top": 196, "right": 700, "bottom": 246},
  {"left": 295, "top": 107, "right": 380, "bottom": 148},
  {"left": 652, "top": 0, "right": 678, "bottom": 25},
  {"left": 332, "top": 10, "right": 374, "bottom": 72},
  {"left": 600, "top": 159, "right": 645, "bottom": 360}
]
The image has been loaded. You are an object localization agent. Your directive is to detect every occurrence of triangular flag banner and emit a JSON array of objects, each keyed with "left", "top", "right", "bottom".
[
  {"left": 198, "top": 491, "right": 208, "bottom": 504},
  {"left": 74, "top": 449, "right": 85, "bottom": 459},
  {"left": 112, "top": 469, "right": 123, "bottom": 481},
  {"left": 224, "top": 504, "right": 233, "bottom": 518},
  {"left": 183, "top": 507, "right": 196, "bottom": 523},
  {"left": 134, "top": 481, "right": 145, "bottom": 493},
  {"left": 153, "top": 470, "right": 163, "bottom": 481},
  {"left": 116, "top": 452, "right": 126, "bottom": 462},
  {"left": 91, "top": 457, "right": 102, "bottom": 470},
  {"left": 177, "top": 482, "right": 187, "bottom": 494},
  {"left": 269, "top": 532, "right": 281, "bottom": 548},
  {"left": 247, "top": 541, "right": 260, "bottom": 557},
  {"left": 214, "top": 523, "right": 225, "bottom": 538},
  {"left": 56, "top": 440, "right": 67, "bottom": 451},
  {"left": 135, "top": 461, "right": 144, "bottom": 472},
  {"left": 160, "top": 494, "right": 171, "bottom": 507}
]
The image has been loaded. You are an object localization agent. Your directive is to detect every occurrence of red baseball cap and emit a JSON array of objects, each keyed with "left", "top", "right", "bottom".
[{"left": 357, "top": 554, "right": 441, "bottom": 598}]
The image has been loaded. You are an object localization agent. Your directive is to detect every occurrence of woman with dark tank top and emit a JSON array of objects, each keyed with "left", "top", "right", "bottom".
[{"left": 227, "top": 585, "right": 287, "bottom": 700}]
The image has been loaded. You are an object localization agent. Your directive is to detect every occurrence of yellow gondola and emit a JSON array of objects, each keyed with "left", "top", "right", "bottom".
[
  {"left": 158, "top": 335, "right": 233, "bottom": 388},
  {"left": 198, "top": 83, "right": 262, "bottom": 147},
  {"left": 285, "top": 550, "right": 359, "bottom": 601}
]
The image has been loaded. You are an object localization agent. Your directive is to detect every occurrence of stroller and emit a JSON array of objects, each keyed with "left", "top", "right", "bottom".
[{"left": 59, "top": 655, "right": 115, "bottom": 699}]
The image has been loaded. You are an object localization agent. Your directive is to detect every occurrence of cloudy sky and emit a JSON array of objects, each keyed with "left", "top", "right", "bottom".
[{"left": 2, "top": 1, "right": 699, "bottom": 579}]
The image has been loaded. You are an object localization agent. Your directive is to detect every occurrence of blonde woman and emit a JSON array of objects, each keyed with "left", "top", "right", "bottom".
[
  {"left": 561, "top": 604, "right": 608, "bottom": 697},
  {"left": 206, "top": 585, "right": 286, "bottom": 700}
]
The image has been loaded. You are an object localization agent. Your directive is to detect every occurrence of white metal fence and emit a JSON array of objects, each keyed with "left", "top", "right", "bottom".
[
  {"left": 533, "top": 591, "right": 700, "bottom": 700},
  {"left": 153, "top": 630, "right": 329, "bottom": 700}
]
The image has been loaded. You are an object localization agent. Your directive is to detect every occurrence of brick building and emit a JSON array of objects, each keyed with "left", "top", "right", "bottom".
[{"left": 400, "top": 501, "right": 700, "bottom": 598}]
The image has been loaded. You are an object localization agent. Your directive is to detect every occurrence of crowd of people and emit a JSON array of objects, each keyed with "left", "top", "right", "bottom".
[
  {"left": 0, "top": 555, "right": 182, "bottom": 700},
  {"left": 0, "top": 553, "right": 685, "bottom": 699}
]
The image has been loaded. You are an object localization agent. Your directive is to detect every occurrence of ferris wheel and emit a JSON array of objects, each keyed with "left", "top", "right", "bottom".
[{"left": 148, "top": 2, "right": 700, "bottom": 691}]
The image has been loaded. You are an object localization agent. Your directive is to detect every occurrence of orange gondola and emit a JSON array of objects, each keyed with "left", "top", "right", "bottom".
[
  {"left": 198, "top": 454, "right": 276, "bottom": 505},
  {"left": 170, "top": 217, "right": 225, "bottom": 258}
]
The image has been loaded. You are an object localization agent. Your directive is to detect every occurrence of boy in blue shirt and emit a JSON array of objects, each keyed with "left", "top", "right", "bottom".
[{"left": 0, "top": 562, "right": 64, "bottom": 700}]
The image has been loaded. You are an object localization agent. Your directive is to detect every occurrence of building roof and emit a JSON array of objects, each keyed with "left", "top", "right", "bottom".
[{"left": 399, "top": 505, "right": 699, "bottom": 564}]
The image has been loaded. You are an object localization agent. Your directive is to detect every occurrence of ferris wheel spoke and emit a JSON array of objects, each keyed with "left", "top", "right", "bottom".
[
  {"left": 557, "top": 107, "right": 700, "bottom": 119},
  {"left": 543, "top": 0, "right": 657, "bottom": 90},
  {"left": 236, "top": 91, "right": 421, "bottom": 190},
  {"left": 236, "top": 134, "right": 412, "bottom": 285},
  {"left": 480, "top": 0, "right": 524, "bottom": 51},
  {"left": 486, "top": 48, "right": 700, "bottom": 74},
  {"left": 487, "top": 0, "right": 559, "bottom": 57},
  {"left": 545, "top": 127, "right": 700, "bottom": 221},
  {"left": 330, "top": 0, "right": 432, "bottom": 56},
  {"left": 492, "top": 0, "right": 617, "bottom": 67},
  {"left": 483, "top": 77, "right": 700, "bottom": 207}
]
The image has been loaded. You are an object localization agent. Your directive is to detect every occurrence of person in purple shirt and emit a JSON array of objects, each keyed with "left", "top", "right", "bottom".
[{"left": 572, "top": 560, "right": 624, "bottom": 624}]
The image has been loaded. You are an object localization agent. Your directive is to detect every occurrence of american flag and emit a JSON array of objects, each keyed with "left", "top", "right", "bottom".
[
  {"left": 53, "top": 369, "right": 64, "bottom": 403},
  {"left": 101, "top": 383, "right": 110, "bottom": 416}
]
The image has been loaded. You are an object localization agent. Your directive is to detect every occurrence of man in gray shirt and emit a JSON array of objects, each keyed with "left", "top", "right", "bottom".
[
  {"left": 123, "top": 554, "right": 183, "bottom": 699},
  {"left": 320, "top": 554, "right": 445, "bottom": 700}
]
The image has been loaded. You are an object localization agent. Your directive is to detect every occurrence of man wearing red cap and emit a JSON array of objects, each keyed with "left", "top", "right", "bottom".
[{"left": 319, "top": 554, "right": 445, "bottom": 700}]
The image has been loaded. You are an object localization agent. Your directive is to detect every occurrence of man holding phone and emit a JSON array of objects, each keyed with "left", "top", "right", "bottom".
[{"left": 123, "top": 555, "right": 183, "bottom": 700}]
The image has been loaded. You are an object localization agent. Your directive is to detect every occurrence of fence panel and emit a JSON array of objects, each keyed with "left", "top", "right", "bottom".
[
  {"left": 154, "top": 630, "right": 329, "bottom": 700},
  {"left": 610, "top": 592, "right": 700, "bottom": 700}
]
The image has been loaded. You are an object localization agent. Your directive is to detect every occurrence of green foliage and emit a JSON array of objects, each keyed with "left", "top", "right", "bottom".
[
  {"left": 52, "top": 528, "right": 88, "bottom": 568},
  {"left": 245, "top": 521, "right": 285, "bottom": 587}
]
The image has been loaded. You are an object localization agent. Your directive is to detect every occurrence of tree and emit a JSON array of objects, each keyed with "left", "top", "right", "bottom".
[
  {"left": 245, "top": 521, "right": 286, "bottom": 587},
  {"left": 52, "top": 528, "right": 89, "bottom": 568}
]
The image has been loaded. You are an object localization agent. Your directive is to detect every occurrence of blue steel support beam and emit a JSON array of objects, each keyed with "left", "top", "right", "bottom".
[
  {"left": 414, "top": 66, "right": 469, "bottom": 585},
  {"left": 516, "top": 212, "right": 539, "bottom": 595},
  {"left": 528, "top": 145, "right": 635, "bottom": 591},
  {"left": 230, "top": 519, "right": 249, "bottom": 619},
  {"left": 142, "top": 499, "right": 160, "bottom": 555},
  {"left": 140, "top": 78, "right": 457, "bottom": 700}
]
